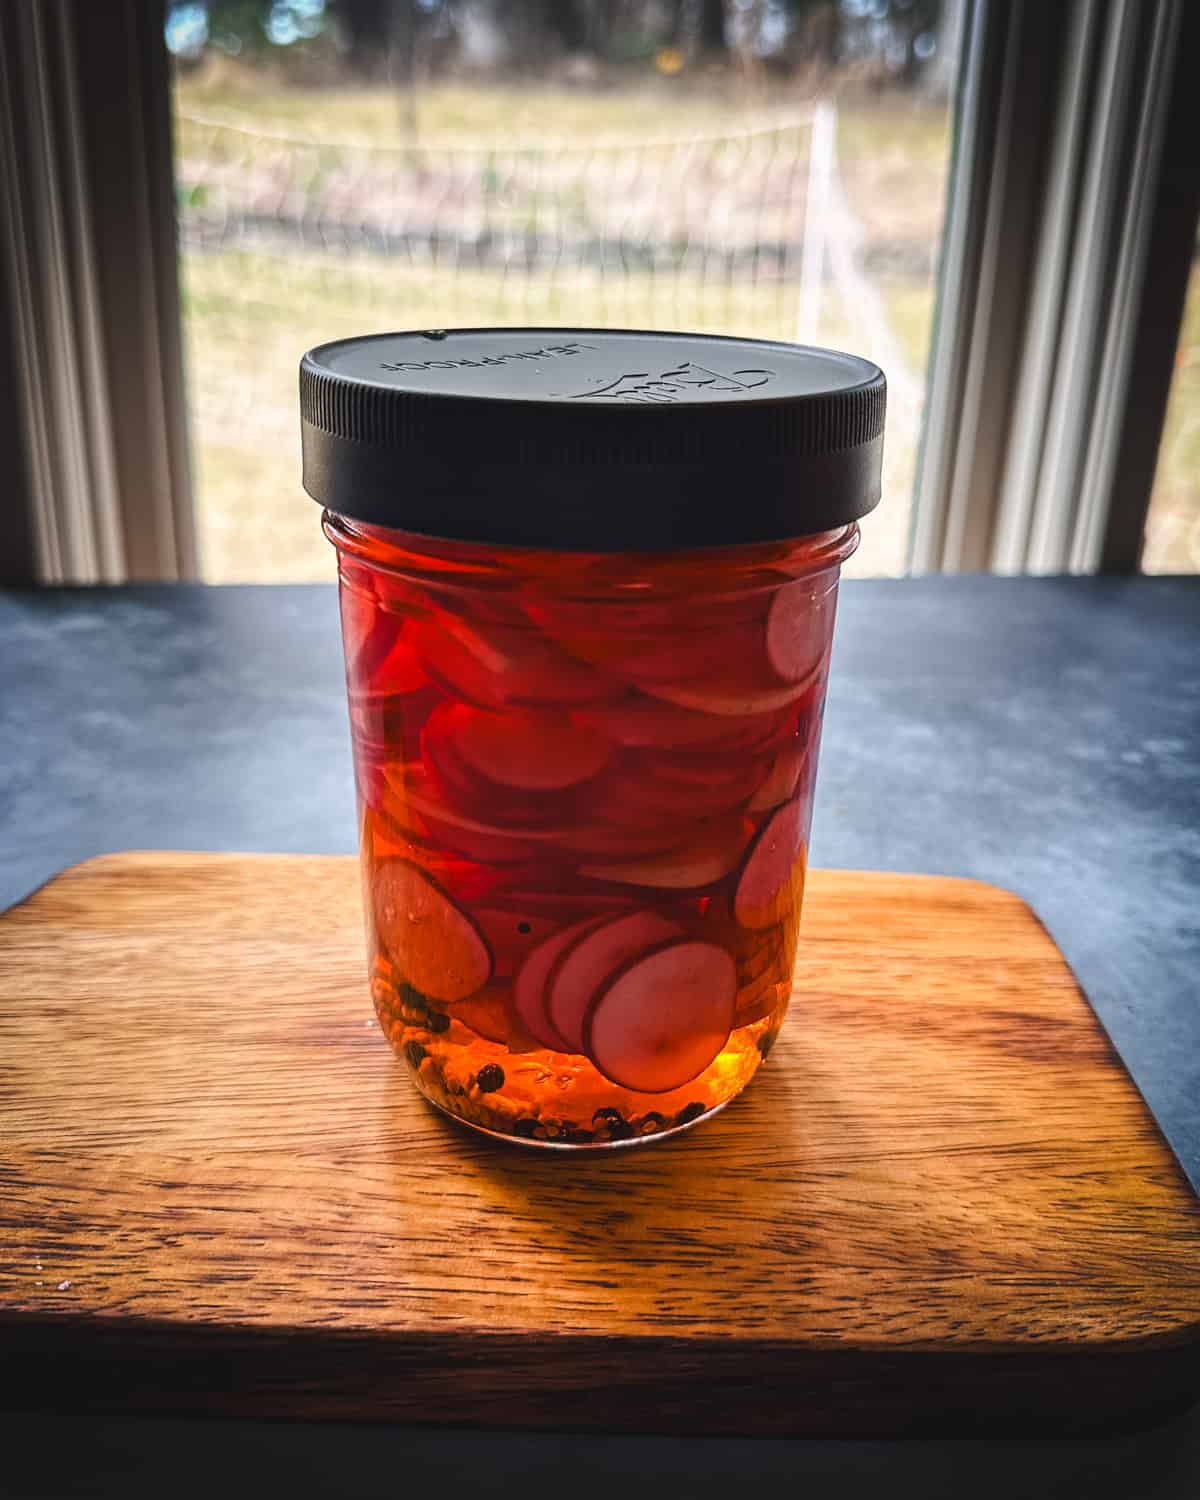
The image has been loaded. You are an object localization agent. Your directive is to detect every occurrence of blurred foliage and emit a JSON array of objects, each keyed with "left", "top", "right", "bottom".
[{"left": 168, "top": 0, "right": 949, "bottom": 85}]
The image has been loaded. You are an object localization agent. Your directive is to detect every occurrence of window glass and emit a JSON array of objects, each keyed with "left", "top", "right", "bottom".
[
  {"left": 168, "top": 0, "right": 963, "bottom": 581},
  {"left": 1142, "top": 244, "right": 1199, "bottom": 573}
]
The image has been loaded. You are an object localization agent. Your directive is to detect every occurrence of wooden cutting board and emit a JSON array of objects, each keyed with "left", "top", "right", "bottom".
[{"left": 2, "top": 853, "right": 1198, "bottom": 1437}]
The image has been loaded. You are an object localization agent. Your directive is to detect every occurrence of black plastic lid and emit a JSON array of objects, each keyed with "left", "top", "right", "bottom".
[{"left": 300, "top": 328, "right": 885, "bottom": 551}]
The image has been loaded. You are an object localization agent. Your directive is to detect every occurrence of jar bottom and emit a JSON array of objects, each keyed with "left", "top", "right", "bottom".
[
  {"left": 381, "top": 995, "right": 781, "bottom": 1149},
  {"left": 419, "top": 1085, "right": 734, "bottom": 1151}
]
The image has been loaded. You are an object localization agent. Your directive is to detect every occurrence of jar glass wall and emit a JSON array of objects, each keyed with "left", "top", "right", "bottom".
[
  {"left": 326, "top": 516, "right": 857, "bottom": 1146},
  {"left": 301, "top": 327, "right": 885, "bottom": 1148}
]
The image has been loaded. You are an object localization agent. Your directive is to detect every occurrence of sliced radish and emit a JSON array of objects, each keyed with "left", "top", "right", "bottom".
[
  {"left": 478, "top": 888, "right": 632, "bottom": 920},
  {"left": 577, "top": 697, "right": 778, "bottom": 750},
  {"left": 355, "top": 756, "right": 387, "bottom": 814},
  {"left": 365, "top": 571, "right": 440, "bottom": 619},
  {"left": 733, "top": 797, "right": 808, "bottom": 931},
  {"left": 446, "top": 984, "right": 510, "bottom": 1044},
  {"left": 382, "top": 765, "right": 556, "bottom": 865},
  {"left": 389, "top": 765, "right": 557, "bottom": 842},
  {"left": 764, "top": 572, "right": 837, "bottom": 684},
  {"left": 441, "top": 614, "right": 618, "bottom": 706},
  {"left": 512, "top": 915, "right": 610, "bottom": 1052},
  {"left": 584, "top": 938, "right": 736, "bottom": 1094},
  {"left": 736, "top": 926, "right": 782, "bottom": 978},
  {"left": 587, "top": 765, "right": 746, "bottom": 826},
  {"left": 472, "top": 905, "right": 564, "bottom": 978},
  {"left": 528, "top": 589, "right": 769, "bottom": 640},
  {"left": 616, "top": 621, "right": 771, "bottom": 687},
  {"left": 645, "top": 748, "right": 771, "bottom": 807},
  {"left": 546, "top": 909, "right": 684, "bottom": 1054},
  {"left": 349, "top": 686, "right": 437, "bottom": 761},
  {"left": 734, "top": 968, "right": 783, "bottom": 1027},
  {"left": 436, "top": 703, "right": 610, "bottom": 793},
  {"left": 551, "top": 820, "right": 686, "bottom": 858},
  {"left": 351, "top": 620, "right": 429, "bottom": 696},
  {"left": 372, "top": 859, "right": 493, "bottom": 1003},
  {"left": 642, "top": 668, "right": 819, "bottom": 718},
  {"left": 747, "top": 741, "right": 807, "bottom": 813},
  {"left": 580, "top": 815, "right": 750, "bottom": 890},
  {"left": 366, "top": 812, "right": 485, "bottom": 891},
  {"left": 409, "top": 619, "right": 508, "bottom": 709},
  {"left": 644, "top": 748, "right": 756, "bottom": 790}
]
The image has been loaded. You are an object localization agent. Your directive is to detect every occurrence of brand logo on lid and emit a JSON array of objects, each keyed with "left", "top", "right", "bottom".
[
  {"left": 380, "top": 341, "right": 597, "bottom": 373},
  {"left": 570, "top": 361, "right": 774, "bottom": 405}
]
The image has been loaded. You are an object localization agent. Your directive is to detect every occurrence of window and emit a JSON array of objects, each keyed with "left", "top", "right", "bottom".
[
  {"left": 166, "top": 0, "right": 963, "bottom": 582},
  {"left": 3, "top": 1, "right": 1192, "bottom": 586},
  {"left": 1142, "top": 244, "right": 1199, "bottom": 573}
]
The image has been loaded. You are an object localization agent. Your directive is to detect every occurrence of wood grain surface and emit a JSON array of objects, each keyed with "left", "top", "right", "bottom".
[{"left": 1, "top": 852, "right": 1198, "bottom": 1436}]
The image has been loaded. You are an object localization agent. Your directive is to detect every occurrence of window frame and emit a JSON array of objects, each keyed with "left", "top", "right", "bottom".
[
  {"left": 912, "top": 0, "right": 1197, "bottom": 576},
  {"left": 0, "top": 0, "right": 195, "bottom": 584}
]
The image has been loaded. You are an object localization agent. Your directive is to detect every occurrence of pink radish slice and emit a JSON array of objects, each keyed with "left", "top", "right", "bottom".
[
  {"left": 513, "top": 916, "right": 610, "bottom": 1052},
  {"left": 616, "top": 621, "right": 770, "bottom": 687},
  {"left": 439, "top": 703, "right": 610, "bottom": 792},
  {"left": 747, "top": 742, "right": 807, "bottom": 813},
  {"left": 365, "top": 572, "right": 440, "bottom": 619},
  {"left": 478, "top": 888, "right": 633, "bottom": 920},
  {"left": 764, "top": 573, "right": 837, "bottom": 684},
  {"left": 422, "top": 717, "right": 553, "bottom": 827},
  {"left": 367, "top": 816, "right": 485, "bottom": 890},
  {"left": 733, "top": 797, "right": 807, "bottom": 931},
  {"left": 409, "top": 619, "right": 509, "bottom": 709},
  {"left": 643, "top": 748, "right": 758, "bottom": 789},
  {"left": 446, "top": 984, "right": 511, "bottom": 1044},
  {"left": 349, "top": 686, "right": 438, "bottom": 758},
  {"left": 737, "top": 924, "right": 785, "bottom": 977},
  {"left": 416, "top": 810, "right": 550, "bottom": 867},
  {"left": 551, "top": 821, "right": 686, "bottom": 858},
  {"left": 441, "top": 614, "right": 619, "bottom": 706},
  {"left": 546, "top": 909, "right": 684, "bottom": 1054},
  {"left": 472, "top": 905, "right": 564, "bottom": 978},
  {"left": 373, "top": 859, "right": 493, "bottom": 1004},
  {"left": 577, "top": 697, "right": 779, "bottom": 750},
  {"left": 388, "top": 766, "right": 557, "bottom": 842},
  {"left": 580, "top": 815, "right": 750, "bottom": 890},
  {"left": 642, "top": 667, "right": 819, "bottom": 717},
  {"left": 645, "top": 748, "right": 771, "bottom": 800},
  {"left": 527, "top": 590, "right": 769, "bottom": 640},
  {"left": 383, "top": 766, "right": 557, "bottom": 865},
  {"left": 351, "top": 620, "right": 429, "bottom": 696},
  {"left": 587, "top": 764, "right": 750, "bottom": 825},
  {"left": 355, "top": 757, "right": 387, "bottom": 813},
  {"left": 584, "top": 938, "right": 736, "bottom": 1094},
  {"left": 347, "top": 614, "right": 399, "bottom": 688},
  {"left": 734, "top": 969, "right": 782, "bottom": 1027}
]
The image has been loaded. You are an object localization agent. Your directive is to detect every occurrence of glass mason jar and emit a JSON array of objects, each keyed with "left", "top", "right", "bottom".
[{"left": 301, "top": 329, "right": 885, "bottom": 1148}]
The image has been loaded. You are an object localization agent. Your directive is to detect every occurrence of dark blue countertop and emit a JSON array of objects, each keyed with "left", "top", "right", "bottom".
[
  {"left": 3, "top": 577, "right": 1197, "bottom": 1183},
  {"left": 2, "top": 576, "right": 1198, "bottom": 1496}
]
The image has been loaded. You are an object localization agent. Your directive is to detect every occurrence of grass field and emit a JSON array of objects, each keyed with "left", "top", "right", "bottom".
[{"left": 174, "top": 74, "right": 950, "bottom": 581}]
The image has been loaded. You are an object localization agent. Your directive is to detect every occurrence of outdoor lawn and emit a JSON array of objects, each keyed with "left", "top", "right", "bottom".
[{"left": 172, "top": 70, "right": 950, "bottom": 581}]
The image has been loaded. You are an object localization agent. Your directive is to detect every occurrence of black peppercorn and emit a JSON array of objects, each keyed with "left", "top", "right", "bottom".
[{"left": 476, "top": 1063, "right": 505, "bottom": 1093}]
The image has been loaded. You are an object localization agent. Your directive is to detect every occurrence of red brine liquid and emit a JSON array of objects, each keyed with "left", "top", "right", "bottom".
[{"left": 327, "top": 515, "right": 854, "bottom": 1147}]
